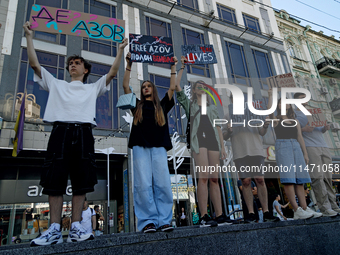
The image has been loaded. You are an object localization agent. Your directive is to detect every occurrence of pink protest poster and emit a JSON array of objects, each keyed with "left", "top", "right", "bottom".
[{"left": 29, "top": 5, "right": 125, "bottom": 42}]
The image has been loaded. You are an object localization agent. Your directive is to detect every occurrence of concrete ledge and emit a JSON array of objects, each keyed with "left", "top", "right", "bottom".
[{"left": 1, "top": 217, "right": 339, "bottom": 254}]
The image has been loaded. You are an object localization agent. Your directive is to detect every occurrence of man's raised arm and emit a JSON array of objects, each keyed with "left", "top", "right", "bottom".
[
  {"left": 23, "top": 21, "right": 41, "bottom": 78},
  {"left": 106, "top": 38, "right": 128, "bottom": 86}
]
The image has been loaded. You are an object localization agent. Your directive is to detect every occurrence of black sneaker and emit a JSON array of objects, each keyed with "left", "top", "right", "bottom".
[
  {"left": 244, "top": 213, "right": 257, "bottom": 223},
  {"left": 158, "top": 224, "right": 173, "bottom": 232},
  {"left": 142, "top": 223, "right": 156, "bottom": 233},
  {"left": 216, "top": 213, "right": 233, "bottom": 226},
  {"left": 263, "top": 211, "right": 280, "bottom": 222},
  {"left": 199, "top": 214, "right": 217, "bottom": 227}
]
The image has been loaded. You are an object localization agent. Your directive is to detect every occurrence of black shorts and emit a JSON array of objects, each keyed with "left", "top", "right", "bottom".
[
  {"left": 197, "top": 133, "right": 219, "bottom": 151},
  {"left": 234, "top": 156, "right": 265, "bottom": 179},
  {"left": 40, "top": 122, "right": 98, "bottom": 196}
]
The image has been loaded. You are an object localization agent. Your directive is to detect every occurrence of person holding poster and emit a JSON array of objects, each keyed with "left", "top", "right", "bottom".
[
  {"left": 23, "top": 21, "right": 128, "bottom": 246},
  {"left": 267, "top": 89, "right": 321, "bottom": 220},
  {"left": 174, "top": 57, "right": 231, "bottom": 227},
  {"left": 124, "top": 52, "right": 178, "bottom": 233},
  {"left": 294, "top": 93, "right": 340, "bottom": 217}
]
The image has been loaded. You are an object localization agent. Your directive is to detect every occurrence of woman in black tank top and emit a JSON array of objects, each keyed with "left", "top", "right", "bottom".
[{"left": 268, "top": 89, "right": 314, "bottom": 220}]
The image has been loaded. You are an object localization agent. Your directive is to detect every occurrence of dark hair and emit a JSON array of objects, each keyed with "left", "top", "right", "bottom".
[
  {"left": 66, "top": 55, "right": 92, "bottom": 83},
  {"left": 293, "top": 92, "right": 306, "bottom": 99},
  {"left": 277, "top": 98, "right": 295, "bottom": 119},
  {"left": 273, "top": 194, "right": 280, "bottom": 199},
  {"left": 94, "top": 205, "right": 99, "bottom": 210},
  {"left": 133, "top": 80, "right": 165, "bottom": 126}
]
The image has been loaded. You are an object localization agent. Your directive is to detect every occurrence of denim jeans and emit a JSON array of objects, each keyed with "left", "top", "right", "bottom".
[
  {"left": 94, "top": 230, "right": 103, "bottom": 236},
  {"left": 275, "top": 139, "right": 311, "bottom": 184},
  {"left": 133, "top": 146, "right": 173, "bottom": 231}
]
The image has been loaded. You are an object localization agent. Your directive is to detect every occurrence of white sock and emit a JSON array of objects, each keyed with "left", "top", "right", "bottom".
[
  {"left": 71, "top": 221, "right": 80, "bottom": 229},
  {"left": 51, "top": 223, "right": 61, "bottom": 231}
]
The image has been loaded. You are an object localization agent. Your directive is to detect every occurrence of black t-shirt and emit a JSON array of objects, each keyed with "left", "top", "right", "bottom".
[{"left": 128, "top": 92, "right": 174, "bottom": 151}]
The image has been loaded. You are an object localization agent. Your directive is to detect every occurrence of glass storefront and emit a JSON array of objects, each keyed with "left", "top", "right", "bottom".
[{"left": 0, "top": 201, "right": 107, "bottom": 246}]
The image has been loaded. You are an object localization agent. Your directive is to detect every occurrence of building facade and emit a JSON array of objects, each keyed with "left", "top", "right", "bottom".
[
  {"left": 275, "top": 9, "right": 340, "bottom": 156},
  {"left": 0, "top": 0, "right": 288, "bottom": 245}
]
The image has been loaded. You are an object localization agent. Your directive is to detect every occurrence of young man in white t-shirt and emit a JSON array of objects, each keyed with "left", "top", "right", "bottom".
[
  {"left": 23, "top": 21, "right": 128, "bottom": 246},
  {"left": 80, "top": 198, "right": 96, "bottom": 235}
]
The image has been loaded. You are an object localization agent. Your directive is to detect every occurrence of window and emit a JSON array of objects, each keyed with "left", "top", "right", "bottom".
[
  {"left": 287, "top": 41, "right": 296, "bottom": 58},
  {"left": 87, "top": 62, "right": 118, "bottom": 129},
  {"left": 281, "top": 55, "right": 290, "bottom": 73},
  {"left": 177, "top": 0, "right": 199, "bottom": 11},
  {"left": 149, "top": 74, "right": 183, "bottom": 135},
  {"left": 225, "top": 42, "right": 251, "bottom": 86},
  {"left": 146, "top": 16, "right": 172, "bottom": 69},
  {"left": 17, "top": 49, "right": 65, "bottom": 120},
  {"left": 182, "top": 28, "right": 210, "bottom": 77},
  {"left": 243, "top": 14, "right": 261, "bottom": 33},
  {"left": 26, "top": 0, "right": 67, "bottom": 45},
  {"left": 216, "top": 4, "right": 237, "bottom": 25},
  {"left": 252, "top": 50, "right": 273, "bottom": 90},
  {"left": 83, "top": 0, "right": 117, "bottom": 57}
]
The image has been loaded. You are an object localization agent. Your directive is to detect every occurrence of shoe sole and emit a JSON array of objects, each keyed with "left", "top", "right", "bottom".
[
  {"left": 217, "top": 222, "right": 233, "bottom": 226},
  {"left": 200, "top": 223, "right": 218, "bottom": 227},
  {"left": 322, "top": 214, "right": 338, "bottom": 217},
  {"left": 244, "top": 220, "right": 257, "bottom": 224},
  {"left": 294, "top": 214, "right": 314, "bottom": 220},
  {"left": 30, "top": 238, "right": 63, "bottom": 246},
  {"left": 161, "top": 227, "right": 174, "bottom": 232},
  {"left": 264, "top": 218, "right": 281, "bottom": 222},
  {"left": 143, "top": 229, "right": 156, "bottom": 233},
  {"left": 312, "top": 214, "right": 323, "bottom": 219},
  {"left": 67, "top": 235, "right": 94, "bottom": 243}
]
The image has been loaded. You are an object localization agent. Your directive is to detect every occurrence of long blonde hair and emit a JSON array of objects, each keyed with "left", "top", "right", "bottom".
[{"left": 133, "top": 80, "right": 166, "bottom": 126}]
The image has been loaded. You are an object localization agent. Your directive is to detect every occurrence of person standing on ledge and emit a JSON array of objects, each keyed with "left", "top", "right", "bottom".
[
  {"left": 123, "top": 52, "right": 178, "bottom": 233},
  {"left": 23, "top": 21, "right": 128, "bottom": 246}
]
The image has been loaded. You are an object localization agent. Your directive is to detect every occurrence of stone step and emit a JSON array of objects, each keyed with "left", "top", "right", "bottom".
[{"left": 1, "top": 217, "right": 339, "bottom": 255}]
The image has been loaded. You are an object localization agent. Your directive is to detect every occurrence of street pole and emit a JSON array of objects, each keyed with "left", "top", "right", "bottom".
[
  {"left": 107, "top": 148, "right": 110, "bottom": 235},
  {"left": 95, "top": 147, "right": 115, "bottom": 235}
]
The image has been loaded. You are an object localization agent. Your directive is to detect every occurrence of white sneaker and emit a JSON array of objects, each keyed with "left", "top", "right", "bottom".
[
  {"left": 293, "top": 207, "right": 314, "bottom": 220},
  {"left": 322, "top": 209, "right": 338, "bottom": 217},
  {"left": 305, "top": 207, "right": 323, "bottom": 219},
  {"left": 332, "top": 208, "right": 340, "bottom": 214},
  {"left": 67, "top": 224, "right": 94, "bottom": 243},
  {"left": 30, "top": 223, "right": 63, "bottom": 246}
]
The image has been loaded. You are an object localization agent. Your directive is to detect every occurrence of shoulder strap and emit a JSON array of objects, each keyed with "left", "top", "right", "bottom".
[{"left": 90, "top": 208, "right": 94, "bottom": 214}]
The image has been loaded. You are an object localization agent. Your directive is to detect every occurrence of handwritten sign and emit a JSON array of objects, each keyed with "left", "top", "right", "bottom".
[
  {"left": 181, "top": 44, "right": 217, "bottom": 65},
  {"left": 129, "top": 34, "right": 174, "bottom": 63},
  {"left": 267, "top": 73, "right": 296, "bottom": 88},
  {"left": 306, "top": 108, "right": 327, "bottom": 127},
  {"left": 29, "top": 5, "right": 125, "bottom": 42},
  {"left": 229, "top": 99, "right": 267, "bottom": 126}
]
